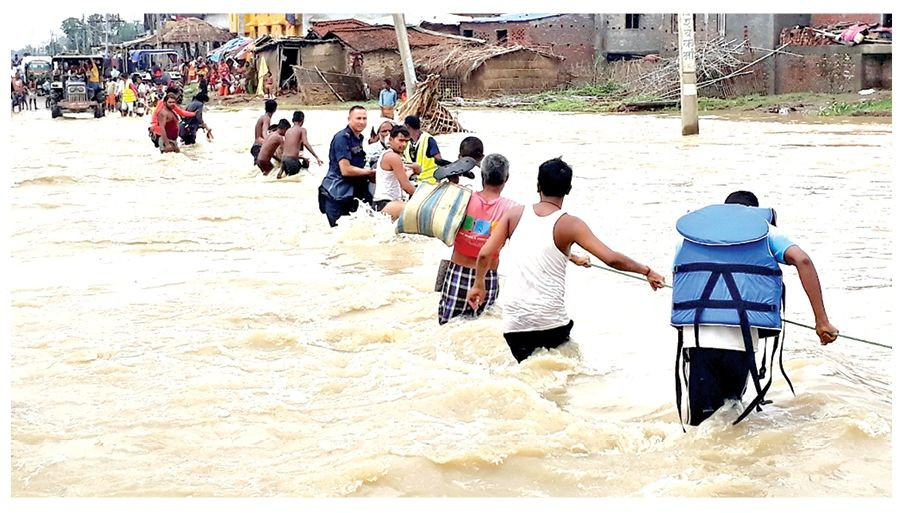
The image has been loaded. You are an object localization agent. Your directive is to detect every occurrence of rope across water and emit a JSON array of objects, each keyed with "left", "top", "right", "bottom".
[{"left": 588, "top": 263, "right": 891, "bottom": 350}]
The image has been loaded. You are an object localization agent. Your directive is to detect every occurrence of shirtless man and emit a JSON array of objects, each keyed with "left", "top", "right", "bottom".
[
  {"left": 251, "top": 99, "right": 277, "bottom": 164},
  {"left": 278, "top": 110, "right": 324, "bottom": 179},
  {"left": 264, "top": 71, "right": 274, "bottom": 99},
  {"left": 256, "top": 119, "right": 290, "bottom": 176},
  {"left": 11, "top": 72, "right": 25, "bottom": 112},
  {"left": 157, "top": 93, "right": 181, "bottom": 153}
]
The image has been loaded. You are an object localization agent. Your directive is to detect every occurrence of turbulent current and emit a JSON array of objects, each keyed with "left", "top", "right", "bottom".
[{"left": 7, "top": 105, "right": 893, "bottom": 497}]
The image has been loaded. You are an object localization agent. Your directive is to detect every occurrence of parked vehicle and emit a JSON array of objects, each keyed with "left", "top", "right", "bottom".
[
  {"left": 128, "top": 49, "right": 183, "bottom": 84},
  {"left": 21, "top": 56, "right": 53, "bottom": 94},
  {"left": 48, "top": 54, "right": 107, "bottom": 119}
]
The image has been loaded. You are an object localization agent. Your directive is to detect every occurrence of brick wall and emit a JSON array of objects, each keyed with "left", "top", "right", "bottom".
[
  {"left": 299, "top": 44, "right": 348, "bottom": 74},
  {"left": 460, "top": 14, "right": 596, "bottom": 70},
  {"left": 811, "top": 13, "right": 883, "bottom": 26},
  {"left": 523, "top": 14, "right": 596, "bottom": 70},
  {"left": 775, "top": 46, "right": 862, "bottom": 93},
  {"left": 863, "top": 54, "right": 892, "bottom": 89},
  {"left": 361, "top": 50, "right": 405, "bottom": 99}
]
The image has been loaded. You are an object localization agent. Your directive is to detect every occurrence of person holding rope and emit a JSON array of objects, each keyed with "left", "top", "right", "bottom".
[
  {"left": 670, "top": 190, "right": 837, "bottom": 426},
  {"left": 466, "top": 157, "right": 665, "bottom": 363}
]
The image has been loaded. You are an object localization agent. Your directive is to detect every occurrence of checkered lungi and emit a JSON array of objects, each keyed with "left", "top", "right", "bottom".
[{"left": 438, "top": 261, "right": 499, "bottom": 325}]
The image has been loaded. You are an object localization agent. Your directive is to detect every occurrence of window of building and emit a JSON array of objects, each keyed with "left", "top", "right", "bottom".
[
  {"left": 625, "top": 14, "right": 641, "bottom": 29},
  {"left": 496, "top": 29, "right": 507, "bottom": 42},
  {"left": 882, "top": 13, "right": 892, "bottom": 27},
  {"left": 462, "top": 29, "right": 474, "bottom": 37}
]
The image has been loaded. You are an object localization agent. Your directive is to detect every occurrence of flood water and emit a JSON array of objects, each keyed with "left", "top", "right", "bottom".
[{"left": 7, "top": 104, "right": 893, "bottom": 498}]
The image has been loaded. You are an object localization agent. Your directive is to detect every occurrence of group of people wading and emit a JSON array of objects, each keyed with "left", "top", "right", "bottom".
[{"left": 149, "top": 95, "right": 839, "bottom": 428}]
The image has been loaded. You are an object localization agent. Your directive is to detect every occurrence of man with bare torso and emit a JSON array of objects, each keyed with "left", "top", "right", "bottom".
[
  {"left": 278, "top": 110, "right": 324, "bottom": 179},
  {"left": 251, "top": 99, "right": 277, "bottom": 164},
  {"left": 256, "top": 118, "right": 290, "bottom": 175},
  {"left": 157, "top": 93, "right": 181, "bottom": 153},
  {"left": 11, "top": 71, "right": 25, "bottom": 112}
]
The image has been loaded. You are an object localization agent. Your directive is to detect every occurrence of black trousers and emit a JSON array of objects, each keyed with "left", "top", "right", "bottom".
[
  {"left": 684, "top": 347, "right": 750, "bottom": 426},
  {"left": 503, "top": 320, "right": 574, "bottom": 363}
]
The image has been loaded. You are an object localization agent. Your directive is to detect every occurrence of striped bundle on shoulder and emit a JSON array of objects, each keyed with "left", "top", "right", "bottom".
[{"left": 395, "top": 182, "right": 472, "bottom": 246}]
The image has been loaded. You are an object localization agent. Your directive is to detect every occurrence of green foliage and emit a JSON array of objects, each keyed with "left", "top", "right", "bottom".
[
  {"left": 567, "top": 81, "right": 622, "bottom": 97},
  {"left": 818, "top": 98, "right": 892, "bottom": 116}
]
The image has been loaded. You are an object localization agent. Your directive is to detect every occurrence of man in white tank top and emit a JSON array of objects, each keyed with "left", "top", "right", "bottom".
[
  {"left": 467, "top": 157, "right": 666, "bottom": 362},
  {"left": 372, "top": 125, "right": 418, "bottom": 220}
]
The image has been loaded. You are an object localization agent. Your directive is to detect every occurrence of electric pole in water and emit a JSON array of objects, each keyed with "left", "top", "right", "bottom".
[
  {"left": 678, "top": 13, "right": 699, "bottom": 135},
  {"left": 392, "top": 14, "right": 416, "bottom": 99}
]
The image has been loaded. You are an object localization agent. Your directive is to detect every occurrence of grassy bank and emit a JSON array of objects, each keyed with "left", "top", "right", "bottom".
[
  {"left": 513, "top": 88, "right": 892, "bottom": 117},
  {"left": 206, "top": 88, "right": 890, "bottom": 119}
]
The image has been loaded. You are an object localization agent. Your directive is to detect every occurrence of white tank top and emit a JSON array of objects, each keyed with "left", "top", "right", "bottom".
[
  {"left": 373, "top": 149, "right": 404, "bottom": 202},
  {"left": 502, "top": 206, "right": 570, "bottom": 333}
]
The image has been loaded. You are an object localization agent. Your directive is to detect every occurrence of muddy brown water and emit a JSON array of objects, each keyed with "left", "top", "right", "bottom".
[{"left": 8, "top": 106, "right": 892, "bottom": 497}]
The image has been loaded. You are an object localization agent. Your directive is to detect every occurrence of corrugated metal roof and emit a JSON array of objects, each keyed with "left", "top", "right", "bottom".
[
  {"left": 253, "top": 36, "right": 346, "bottom": 53},
  {"left": 464, "top": 13, "right": 562, "bottom": 24}
]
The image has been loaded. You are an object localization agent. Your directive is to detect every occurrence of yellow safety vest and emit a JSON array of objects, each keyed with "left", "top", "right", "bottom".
[
  {"left": 405, "top": 131, "right": 438, "bottom": 185},
  {"left": 122, "top": 82, "right": 136, "bottom": 103}
]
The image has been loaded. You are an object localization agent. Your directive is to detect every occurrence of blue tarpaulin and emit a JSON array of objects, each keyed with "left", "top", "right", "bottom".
[{"left": 208, "top": 37, "right": 252, "bottom": 62}]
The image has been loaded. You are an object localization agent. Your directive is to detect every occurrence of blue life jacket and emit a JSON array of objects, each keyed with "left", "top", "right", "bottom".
[
  {"left": 670, "top": 204, "right": 791, "bottom": 427},
  {"left": 671, "top": 204, "right": 782, "bottom": 331}
]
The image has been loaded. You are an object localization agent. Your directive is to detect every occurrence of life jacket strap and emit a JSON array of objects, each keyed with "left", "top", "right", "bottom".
[
  {"left": 722, "top": 271, "right": 771, "bottom": 424},
  {"left": 674, "top": 329, "right": 686, "bottom": 431},
  {"left": 674, "top": 299, "right": 776, "bottom": 312},
  {"left": 675, "top": 263, "right": 782, "bottom": 276}
]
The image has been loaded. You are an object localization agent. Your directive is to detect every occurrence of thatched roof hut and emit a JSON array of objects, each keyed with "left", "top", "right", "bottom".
[
  {"left": 413, "top": 44, "right": 564, "bottom": 98},
  {"left": 151, "top": 17, "right": 234, "bottom": 60},
  {"left": 157, "top": 17, "right": 233, "bottom": 44}
]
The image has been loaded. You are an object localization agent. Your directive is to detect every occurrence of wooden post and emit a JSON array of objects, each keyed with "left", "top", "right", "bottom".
[
  {"left": 678, "top": 13, "right": 699, "bottom": 135},
  {"left": 392, "top": 14, "right": 417, "bottom": 97}
]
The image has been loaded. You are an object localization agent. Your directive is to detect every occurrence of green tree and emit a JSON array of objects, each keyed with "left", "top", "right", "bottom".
[
  {"left": 113, "top": 21, "right": 145, "bottom": 44},
  {"left": 61, "top": 17, "right": 86, "bottom": 52}
]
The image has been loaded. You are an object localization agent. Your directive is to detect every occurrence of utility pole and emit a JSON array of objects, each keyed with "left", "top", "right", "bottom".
[
  {"left": 677, "top": 13, "right": 699, "bottom": 135},
  {"left": 105, "top": 14, "right": 112, "bottom": 57},
  {"left": 392, "top": 13, "right": 416, "bottom": 98}
]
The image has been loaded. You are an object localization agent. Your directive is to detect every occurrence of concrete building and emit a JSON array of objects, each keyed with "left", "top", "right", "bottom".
[
  {"left": 598, "top": 14, "right": 813, "bottom": 94},
  {"left": 458, "top": 13, "right": 598, "bottom": 70},
  {"left": 314, "top": 20, "right": 482, "bottom": 95},
  {"left": 229, "top": 14, "right": 304, "bottom": 38}
]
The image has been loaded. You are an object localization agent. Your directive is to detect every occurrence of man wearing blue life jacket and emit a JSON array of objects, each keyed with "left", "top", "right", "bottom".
[
  {"left": 671, "top": 190, "right": 837, "bottom": 426},
  {"left": 318, "top": 105, "right": 375, "bottom": 227}
]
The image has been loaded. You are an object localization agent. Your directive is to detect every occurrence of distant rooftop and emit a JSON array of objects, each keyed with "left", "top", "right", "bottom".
[
  {"left": 464, "top": 13, "right": 562, "bottom": 23},
  {"left": 321, "top": 25, "right": 480, "bottom": 53}
]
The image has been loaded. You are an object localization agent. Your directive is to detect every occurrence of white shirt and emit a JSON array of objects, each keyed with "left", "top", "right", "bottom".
[
  {"left": 501, "top": 207, "right": 571, "bottom": 333},
  {"left": 682, "top": 326, "right": 761, "bottom": 353},
  {"left": 373, "top": 150, "right": 405, "bottom": 202}
]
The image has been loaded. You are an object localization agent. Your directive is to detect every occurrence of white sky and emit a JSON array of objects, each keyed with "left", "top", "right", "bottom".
[
  {"left": 8, "top": 0, "right": 889, "bottom": 50},
  {"left": 9, "top": 8, "right": 147, "bottom": 49}
]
